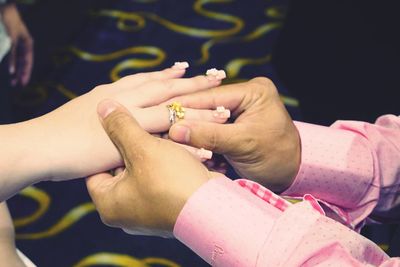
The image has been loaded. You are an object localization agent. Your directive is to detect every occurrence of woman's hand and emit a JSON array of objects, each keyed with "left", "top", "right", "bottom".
[{"left": 0, "top": 64, "right": 227, "bottom": 201}]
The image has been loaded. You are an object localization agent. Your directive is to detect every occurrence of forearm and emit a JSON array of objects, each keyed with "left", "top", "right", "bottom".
[
  {"left": 0, "top": 119, "right": 53, "bottom": 200},
  {"left": 0, "top": 95, "right": 115, "bottom": 200},
  {"left": 173, "top": 176, "right": 282, "bottom": 266},
  {"left": 0, "top": 202, "right": 26, "bottom": 267},
  {"left": 35, "top": 95, "right": 122, "bottom": 181},
  {"left": 284, "top": 115, "right": 400, "bottom": 228},
  {"left": 174, "top": 177, "right": 394, "bottom": 266}
]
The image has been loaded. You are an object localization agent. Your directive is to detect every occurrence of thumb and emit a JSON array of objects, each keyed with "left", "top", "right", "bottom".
[
  {"left": 97, "top": 99, "right": 153, "bottom": 166},
  {"left": 169, "top": 121, "right": 239, "bottom": 155}
]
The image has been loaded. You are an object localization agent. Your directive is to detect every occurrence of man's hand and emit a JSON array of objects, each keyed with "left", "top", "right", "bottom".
[
  {"left": 1, "top": 3, "right": 33, "bottom": 86},
  {"left": 86, "top": 100, "right": 214, "bottom": 236},
  {"left": 169, "top": 77, "right": 301, "bottom": 192}
]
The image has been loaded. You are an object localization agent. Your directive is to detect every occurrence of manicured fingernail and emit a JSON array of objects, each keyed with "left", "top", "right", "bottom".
[
  {"left": 206, "top": 68, "right": 226, "bottom": 80},
  {"left": 98, "top": 100, "right": 117, "bottom": 119},
  {"left": 213, "top": 106, "right": 231, "bottom": 119},
  {"left": 172, "top": 61, "right": 189, "bottom": 70},
  {"left": 197, "top": 148, "right": 213, "bottom": 160},
  {"left": 172, "top": 124, "right": 190, "bottom": 143}
]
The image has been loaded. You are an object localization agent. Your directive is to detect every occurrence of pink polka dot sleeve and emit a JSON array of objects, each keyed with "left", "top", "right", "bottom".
[
  {"left": 173, "top": 176, "right": 282, "bottom": 266},
  {"left": 173, "top": 176, "right": 398, "bottom": 266},
  {"left": 284, "top": 115, "right": 400, "bottom": 228}
]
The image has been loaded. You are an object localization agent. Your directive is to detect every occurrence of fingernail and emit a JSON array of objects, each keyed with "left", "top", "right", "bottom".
[
  {"left": 206, "top": 68, "right": 226, "bottom": 80},
  {"left": 213, "top": 106, "right": 231, "bottom": 119},
  {"left": 197, "top": 148, "right": 213, "bottom": 160},
  {"left": 172, "top": 124, "right": 190, "bottom": 143},
  {"left": 98, "top": 100, "right": 118, "bottom": 119},
  {"left": 172, "top": 61, "right": 189, "bottom": 70}
]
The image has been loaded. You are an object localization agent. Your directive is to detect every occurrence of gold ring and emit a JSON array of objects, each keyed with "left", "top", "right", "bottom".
[{"left": 167, "top": 102, "right": 185, "bottom": 124}]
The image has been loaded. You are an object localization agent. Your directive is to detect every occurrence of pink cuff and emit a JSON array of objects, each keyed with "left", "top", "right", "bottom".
[
  {"left": 284, "top": 121, "right": 374, "bottom": 209},
  {"left": 173, "top": 176, "right": 282, "bottom": 266}
]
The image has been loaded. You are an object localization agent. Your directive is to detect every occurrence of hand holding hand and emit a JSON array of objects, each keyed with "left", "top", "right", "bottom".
[
  {"left": 169, "top": 77, "right": 301, "bottom": 192},
  {"left": 86, "top": 100, "right": 215, "bottom": 237},
  {"left": 0, "top": 65, "right": 226, "bottom": 201}
]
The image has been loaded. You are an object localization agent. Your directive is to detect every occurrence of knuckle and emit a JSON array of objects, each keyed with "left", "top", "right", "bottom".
[
  {"left": 249, "top": 77, "right": 278, "bottom": 98},
  {"left": 205, "top": 128, "right": 218, "bottom": 151},
  {"left": 251, "top": 76, "right": 273, "bottom": 87}
]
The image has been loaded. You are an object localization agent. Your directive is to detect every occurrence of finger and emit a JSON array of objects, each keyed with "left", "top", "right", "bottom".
[
  {"left": 136, "top": 72, "right": 226, "bottom": 108},
  {"left": 133, "top": 105, "right": 230, "bottom": 133},
  {"left": 169, "top": 120, "right": 242, "bottom": 155},
  {"left": 97, "top": 99, "right": 155, "bottom": 167},
  {"left": 20, "top": 37, "right": 34, "bottom": 86},
  {"left": 164, "top": 78, "right": 275, "bottom": 118},
  {"left": 177, "top": 143, "right": 213, "bottom": 162},
  {"left": 117, "top": 62, "right": 189, "bottom": 86},
  {"left": 86, "top": 172, "right": 118, "bottom": 226},
  {"left": 9, "top": 42, "right": 17, "bottom": 85},
  {"left": 167, "top": 83, "right": 245, "bottom": 112}
]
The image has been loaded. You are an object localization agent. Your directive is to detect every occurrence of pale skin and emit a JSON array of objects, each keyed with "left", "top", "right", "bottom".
[
  {"left": 0, "top": 202, "right": 25, "bottom": 267},
  {"left": 0, "top": 3, "right": 33, "bottom": 86},
  {"left": 0, "top": 65, "right": 228, "bottom": 201}
]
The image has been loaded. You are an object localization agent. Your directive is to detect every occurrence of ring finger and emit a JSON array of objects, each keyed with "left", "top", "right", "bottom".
[{"left": 133, "top": 104, "right": 231, "bottom": 133}]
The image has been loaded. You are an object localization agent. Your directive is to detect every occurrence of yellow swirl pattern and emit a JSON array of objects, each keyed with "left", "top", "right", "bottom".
[
  {"left": 96, "top": 0, "right": 244, "bottom": 38},
  {"left": 16, "top": 203, "right": 96, "bottom": 240},
  {"left": 265, "top": 6, "right": 286, "bottom": 19},
  {"left": 13, "top": 186, "right": 51, "bottom": 228},
  {"left": 56, "top": 84, "right": 78, "bottom": 100},
  {"left": 69, "top": 46, "right": 166, "bottom": 81},
  {"left": 73, "top": 253, "right": 180, "bottom": 267},
  {"left": 95, "top": 10, "right": 146, "bottom": 32},
  {"left": 225, "top": 54, "right": 272, "bottom": 79},
  {"left": 197, "top": 22, "right": 281, "bottom": 64}
]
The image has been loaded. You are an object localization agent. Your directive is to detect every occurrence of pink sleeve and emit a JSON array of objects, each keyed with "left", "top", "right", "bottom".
[
  {"left": 173, "top": 176, "right": 282, "bottom": 266},
  {"left": 283, "top": 115, "right": 400, "bottom": 228},
  {"left": 173, "top": 176, "right": 398, "bottom": 266}
]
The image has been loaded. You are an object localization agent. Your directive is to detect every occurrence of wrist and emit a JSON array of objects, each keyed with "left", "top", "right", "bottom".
[
  {"left": 0, "top": 118, "right": 53, "bottom": 200},
  {"left": 35, "top": 96, "right": 122, "bottom": 181}
]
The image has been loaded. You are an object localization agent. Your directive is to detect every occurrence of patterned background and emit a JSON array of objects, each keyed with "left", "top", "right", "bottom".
[{"left": 0, "top": 0, "right": 398, "bottom": 266}]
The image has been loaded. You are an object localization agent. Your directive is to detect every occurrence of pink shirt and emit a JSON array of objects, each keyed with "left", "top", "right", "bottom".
[
  {"left": 173, "top": 115, "right": 400, "bottom": 266},
  {"left": 285, "top": 115, "right": 400, "bottom": 229}
]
